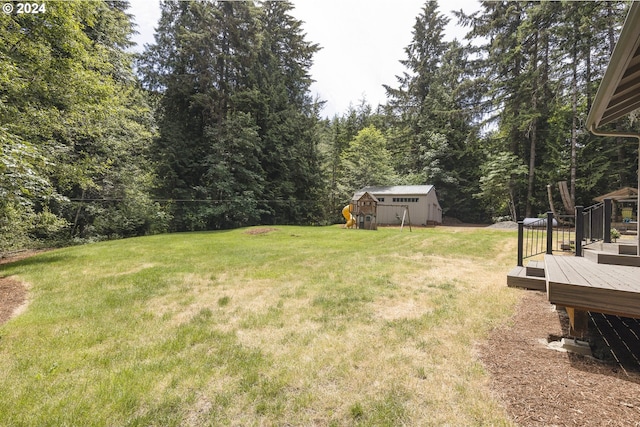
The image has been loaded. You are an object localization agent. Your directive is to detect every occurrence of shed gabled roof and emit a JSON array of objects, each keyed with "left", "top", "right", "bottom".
[
  {"left": 355, "top": 185, "right": 435, "bottom": 196},
  {"left": 586, "top": 2, "right": 640, "bottom": 129},
  {"left": 594, "top": 187, "right": 638, "bottom": 203},
  {"left": 351, "top": 191, "right": 379, "bottom": 203}
]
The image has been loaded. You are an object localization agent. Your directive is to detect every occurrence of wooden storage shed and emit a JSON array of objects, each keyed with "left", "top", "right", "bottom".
[{"left": 353, "top": 185, "right": 442, "bottom": 226}]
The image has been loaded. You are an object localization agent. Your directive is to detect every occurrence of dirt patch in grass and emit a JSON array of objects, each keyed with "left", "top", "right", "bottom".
[
  {"left": 478, "top": 290, "right": 640, "bottom": 426},
  {"left": 244, "top": 227, "right": 278, "bottom": 235},
  {"left": 0, "top": 251, "right": 41, "bottom": 325},
  {"left": 0, "top": 278, "right": 27, "bottom": 325}
]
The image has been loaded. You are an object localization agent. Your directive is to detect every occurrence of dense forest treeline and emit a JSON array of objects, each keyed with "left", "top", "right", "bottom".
[{"left": 1, "top": 0, "right": 638, "bottom": 253}]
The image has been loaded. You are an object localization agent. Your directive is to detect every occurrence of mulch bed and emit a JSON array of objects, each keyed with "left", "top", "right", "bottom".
[{"left": 478, "top": 290, "right": 640, "bottom": 426}]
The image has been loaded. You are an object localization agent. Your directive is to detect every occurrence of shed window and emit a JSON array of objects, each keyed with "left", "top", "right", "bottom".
[{"left": 392, "top": 197, "right": 419, "bottom": 203}]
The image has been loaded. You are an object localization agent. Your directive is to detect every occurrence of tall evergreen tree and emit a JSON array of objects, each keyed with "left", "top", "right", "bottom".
[
  {"left": 458, "top": 1, "right": 630, "bottom": 217},
  {"left": 559, "top": 1, "right": 633, "bottom": 205},
  {"left": 140, "top": 1, "right": 260, "bottom": 230},
  {"left": 384, "top": 1, "right": 450, "bottom": 175},
  {"left": 140, "top": 0, "right": 322, "bottom": 230},
  {"left": 384, "top": 1, "right": 481, "bottom": 221},
  {"left": 458, "top": 1, "right": 536, "bottom": 217},
  {"left": 252, "top": 1, "right": 323, "bottom": 224}
]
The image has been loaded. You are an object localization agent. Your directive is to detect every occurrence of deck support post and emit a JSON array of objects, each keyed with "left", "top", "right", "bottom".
[
  {"left": 546, "top": 211, "right": 554, "bottom": 254},
  {"left": 604, "top": 198, "right": 612, "bottom": 243},
  {"left": 575, "top": 206, "right": 584, "bottom": 257},
  {"left": 517, "top": 220, "right": 524, "bottom": 267},
  {"left": 566, "top": 307, "right": 589, "bottom": 339}
]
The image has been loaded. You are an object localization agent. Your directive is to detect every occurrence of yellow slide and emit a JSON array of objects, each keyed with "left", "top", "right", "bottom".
[{"left": 342, "top": 204, "right": 355, "bottom": 228}]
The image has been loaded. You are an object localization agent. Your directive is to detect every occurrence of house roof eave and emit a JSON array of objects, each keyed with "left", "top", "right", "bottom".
[{"left": 586, "top": 2, "right": 640, "bottom": 131}]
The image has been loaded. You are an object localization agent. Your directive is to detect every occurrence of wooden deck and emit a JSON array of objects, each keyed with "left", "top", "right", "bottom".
[
  {"left": 545, "top": 254, "right": 640, "bottom": 319},
  {"left": 583, "top": 248, "right": 640, "bottom": 267},
  {"left": 506, "top": 265, "right": 546, "bottom": 291}
]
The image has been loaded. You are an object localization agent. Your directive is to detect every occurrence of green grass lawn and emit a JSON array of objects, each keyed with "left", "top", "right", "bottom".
[{"left": 0, "top": 225, "right": 520, "bottom": 426}]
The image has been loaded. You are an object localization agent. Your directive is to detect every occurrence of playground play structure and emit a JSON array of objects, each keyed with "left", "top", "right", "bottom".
[
  {"left": 342, "top": 191, "right": 412, "bottom": 231},
  {"left": 342, "top": 204, "right": 356, "bottom": 228}
]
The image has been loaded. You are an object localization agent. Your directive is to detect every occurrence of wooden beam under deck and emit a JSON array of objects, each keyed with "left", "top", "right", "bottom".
[
  {"left": 565, "top": 307, "right": 589, "bottom": 339},
  {"left": 545, "top": 254, "right": 640, "bottom": 319}
]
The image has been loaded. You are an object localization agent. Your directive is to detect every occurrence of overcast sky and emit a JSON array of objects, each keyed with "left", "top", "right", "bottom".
[{"left": 129, "top": 0, "right": 481, "bottom": 118}]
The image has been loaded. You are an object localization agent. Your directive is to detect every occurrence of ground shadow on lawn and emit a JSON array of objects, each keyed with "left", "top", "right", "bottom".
[{"left": 0, "top": 250, "right": 71, "bottom": 271}]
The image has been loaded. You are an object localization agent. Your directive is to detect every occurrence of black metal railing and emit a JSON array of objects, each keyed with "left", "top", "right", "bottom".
[
  {"left": 516, "top": 198, "right": 613, "bottom": 265},
  {"left": 580, "top": 199, "right": 612, "bottom": 248},
  {"left": 517, "top": 212, "right": 576, "bottom": 266}
]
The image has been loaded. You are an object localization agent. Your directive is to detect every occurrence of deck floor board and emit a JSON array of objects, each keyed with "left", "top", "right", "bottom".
[
  {"left": 545, "top": 255, "right": 640, "bottom": 318},
  {"left": 546, "top": 255, "right": 640, "bottom": 290}
]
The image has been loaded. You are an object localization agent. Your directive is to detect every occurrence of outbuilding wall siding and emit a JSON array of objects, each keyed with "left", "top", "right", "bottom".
[{"left": 354, "top": 186, "right": 442, "bottom": 226}]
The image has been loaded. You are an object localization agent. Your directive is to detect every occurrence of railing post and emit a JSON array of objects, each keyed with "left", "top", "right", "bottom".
[
  {"left": 604, "top": 198, "right": 612, "bottom": 243},
  {"left": 517, "top": 220, "right": 524, "bottom": 267},
  {"left": 587, "top": 208, "right": 597, "bottom": 243},
  {"left": 575, "top": 206, "right": 584, "bottom": 257},
  {"left": 546, "top": 211, "right": 553, "bottom": 254}
]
